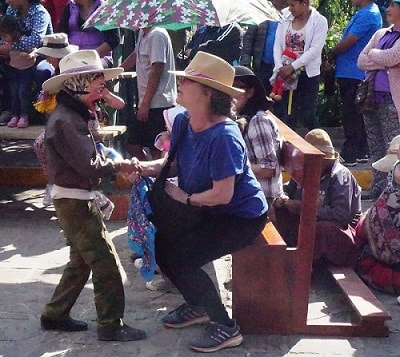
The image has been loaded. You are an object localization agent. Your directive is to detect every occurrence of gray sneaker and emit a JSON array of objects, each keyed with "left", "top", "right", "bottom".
[
  {"left": 162, "top": 303, "right": 210, "bottom": 329},
  {"left": 0, "top": 111, "right": 12, "bottom": 126},
  {"left": 190, "top": 321, "right": 243, "bottom": 353}
]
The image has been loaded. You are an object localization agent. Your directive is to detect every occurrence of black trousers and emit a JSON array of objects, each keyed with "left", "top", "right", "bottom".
[
  {"left": 338, "top": 78, "right": 369, "bottom": 161},
  {"left": 155, "top": 212, "right": 268, "bottom": 325}
]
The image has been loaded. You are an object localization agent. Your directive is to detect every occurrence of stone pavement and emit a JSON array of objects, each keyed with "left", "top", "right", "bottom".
[{"left": 1, "top": 187, "right": 400, "bottom": 357}]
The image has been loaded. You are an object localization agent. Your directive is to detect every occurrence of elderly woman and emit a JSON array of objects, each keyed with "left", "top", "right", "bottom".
[
  {"left": 129, "top": 51, "right": 268, "bottom": 352},
  {"left": 357, "top": 0, "right": 400, "bottom": 200},
  {"left": 234, "top": 65, "right": 283, "bottom": 205},
  {"left": 356, "top": 135, "right": 400, "bottom": 297},
  {"left": 272, "top": 0, "right": 328, "bottom": 129},
  {"left": 40, "top": 50, "right": 145, "bottom": 342}
]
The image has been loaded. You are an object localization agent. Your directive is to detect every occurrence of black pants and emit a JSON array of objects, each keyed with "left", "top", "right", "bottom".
[
  {"left": 338, "top": 78, "right": 369, "bottom": 161},
  {"left": 155, "top": 212, "right": 268, "bottom": 325}
]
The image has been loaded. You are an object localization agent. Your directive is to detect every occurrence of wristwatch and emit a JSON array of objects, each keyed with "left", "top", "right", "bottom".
[{"left": 187, "top": 194, "right": 192, "bottom": 206}]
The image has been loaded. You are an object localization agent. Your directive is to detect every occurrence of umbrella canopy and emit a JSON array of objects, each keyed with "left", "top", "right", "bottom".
[{"left": 84, "top": 0, "right": 281, "bottom": 31}]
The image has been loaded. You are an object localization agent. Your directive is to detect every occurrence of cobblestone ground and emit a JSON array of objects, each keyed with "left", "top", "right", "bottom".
[{"left": 1, "top": 188, "right": 400, "bottom": 357}]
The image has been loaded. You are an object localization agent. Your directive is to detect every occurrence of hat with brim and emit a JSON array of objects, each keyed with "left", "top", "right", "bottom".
[
  {"left": 42, "top": 50, "right": 124, "bottom": 94},
  {"left": 32, "top": 33, "right": 78, "bottom": 59},
  {"left": 234, "top": 65, "right": 273, "bottom": 110},
  {"left": 304, "top": 129, "right": 339, "bottom": 161},
  {"left": 372, "top": 135, "right": 400, "bottom": 172},
  {"left": 169, "top": 51, "right": 244, "bottom": 98}
]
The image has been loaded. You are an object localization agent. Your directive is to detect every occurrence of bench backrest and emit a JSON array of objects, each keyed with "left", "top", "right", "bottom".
[{"left": 270, "top": 112, "right": 324, "bottom": 250}]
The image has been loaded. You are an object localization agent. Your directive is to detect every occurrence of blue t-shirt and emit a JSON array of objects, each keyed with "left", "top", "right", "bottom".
[
  {"left": 335, "top": 4, "right": 382, "bottom": 80},
  {"left": 262, "top": 21, "right": 278, "bottom": 65},
  {"left": 170, "top": 114, "right": 268, "bottom": 218}
]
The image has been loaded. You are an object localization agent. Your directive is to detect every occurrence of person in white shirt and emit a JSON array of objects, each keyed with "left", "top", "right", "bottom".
[{"left": 272, "top": 0, "right": 328, "bottom": 129}]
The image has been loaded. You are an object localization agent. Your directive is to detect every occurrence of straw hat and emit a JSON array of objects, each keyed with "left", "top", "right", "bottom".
[
  {"left": 372, "top": 135, "right": 400, "bottom": 172},
  {"left": 32, "top": 33, "right": 78, "bottom": 59},
  {"left": 42, "top": 50, "right": 124, "bottom": 94},
  {"left": 169, "top": 51, "right": 244, "bottom": 98},
  {"left": 304, "top": 129, "right": 339, "bottom": 161}
]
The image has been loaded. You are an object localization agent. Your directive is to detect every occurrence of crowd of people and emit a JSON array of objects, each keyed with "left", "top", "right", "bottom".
[{"left": 1, "top": 0, "right": 400, "bottom": 353}]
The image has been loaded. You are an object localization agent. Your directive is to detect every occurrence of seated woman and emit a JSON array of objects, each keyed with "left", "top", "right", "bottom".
[
  {"left": 127, "top": 51, "right": 268, "bottom": 353},
  {"left": 356, "top": 135, "right": 400, "bottom": 297},
  {"left": 0, "top": 0, "right": 53, "bottom": 124},
  {"left": 233, "top": 65, "right": 283, "bottom": 206}
]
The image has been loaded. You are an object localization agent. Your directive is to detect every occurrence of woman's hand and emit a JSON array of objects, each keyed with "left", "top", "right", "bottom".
[
  {"left": 278, "top": 64, "right": 295, "bottom": 80},
  {"left": 165, "top": 181, "right": 187, "bottom": 203}
]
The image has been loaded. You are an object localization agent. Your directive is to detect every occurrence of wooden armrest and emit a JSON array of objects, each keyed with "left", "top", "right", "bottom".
[{"left": 259, "top": 221, "right": 287, "bottom": 246}]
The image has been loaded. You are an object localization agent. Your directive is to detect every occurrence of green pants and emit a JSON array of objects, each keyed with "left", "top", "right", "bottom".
[{"left": 42, "top": 198, "right": 124, "bottom": 328}]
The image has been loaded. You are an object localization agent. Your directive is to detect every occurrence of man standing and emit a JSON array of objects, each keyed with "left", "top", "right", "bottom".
[
  {"left": 330, "top": 0, "right": 382, "bottom": 167},
  {"left": 239, "top": 0, "right": 287, "bottom": 94},
  {"left": 122, "top": 27, "right": 176, "bottom": 160}
]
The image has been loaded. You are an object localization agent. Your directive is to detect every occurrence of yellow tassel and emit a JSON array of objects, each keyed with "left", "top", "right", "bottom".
[{"left": 34, "top": 93, "right": 57, "bottom": 113}]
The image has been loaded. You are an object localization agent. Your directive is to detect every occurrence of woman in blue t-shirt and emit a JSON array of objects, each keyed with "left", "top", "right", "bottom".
[{"left": 128, "top": 51, "right": 268, "bottom": 353}]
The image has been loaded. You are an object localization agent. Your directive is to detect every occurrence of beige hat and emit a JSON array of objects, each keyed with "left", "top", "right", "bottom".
[
  {"left": 304, "top": 129, "right": 339, "bottom": 161},
  {"left": 42, "top": 50, "right": 123, "bottom": 94},
  {"left": 33, "top": 33, "right": 78, "bottom": 59},
  {"left": 169, "top": 51, "right": 244, "bottom": 98},
  {"left": 372, "top": 135, "right": 400, "bottom": 172}
]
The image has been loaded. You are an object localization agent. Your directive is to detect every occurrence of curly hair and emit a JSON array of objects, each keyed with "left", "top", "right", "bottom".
[{"left": 198, "top": 85, "right": 235, "bottom": 118}]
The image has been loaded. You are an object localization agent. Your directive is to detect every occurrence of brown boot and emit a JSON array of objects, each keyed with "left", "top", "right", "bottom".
[{"left": 97, "top": 323, "right": 146, "bottom": 342}]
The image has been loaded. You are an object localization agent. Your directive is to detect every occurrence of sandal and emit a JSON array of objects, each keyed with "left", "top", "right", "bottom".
[
  {"left": 17, "top": 116, "right": 29, "bottom": 128},
  {"left": 7, "top": 116, "right": 19, "bottom": 128}
]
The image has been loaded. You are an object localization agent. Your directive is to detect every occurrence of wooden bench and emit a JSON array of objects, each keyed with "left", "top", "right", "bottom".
[
  {"left": 232, "top": 114, "right": 391, "bottom": 337},
  {"left": 0, "top": 125, "right": 127, "bottom": 142}
]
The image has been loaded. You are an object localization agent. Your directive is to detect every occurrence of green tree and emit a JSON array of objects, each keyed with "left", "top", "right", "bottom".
[{"left": 316, "top": 0, "right": 355, "bottom": 126}]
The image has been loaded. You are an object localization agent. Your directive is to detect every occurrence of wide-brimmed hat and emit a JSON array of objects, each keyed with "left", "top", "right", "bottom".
[
  {"left": 372, "top": 135, "right": 400, "bottom": 172},
  {"left": 234, "top": 65, "right": 272, "bottom": 110},
  {"left": 304, "top": 129, "right": 339, "bottom": 160},
  {"left": 42, "top": 50, "right": 124, "bottom": 94},
  {"left": 169, "top": 51, "right": 244, "bottom": 98},
  {"left": 32, "top": 33, "right": 78, "bottom": 59}
]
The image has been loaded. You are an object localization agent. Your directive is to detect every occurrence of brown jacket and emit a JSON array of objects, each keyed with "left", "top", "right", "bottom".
[{"left": 45, "top": 91, "right": 121, "bottom": 190}]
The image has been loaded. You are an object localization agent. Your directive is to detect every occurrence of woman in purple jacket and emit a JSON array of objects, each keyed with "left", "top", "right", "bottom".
[{"left": 57, "top": 0, "right": 120, "bottom": 68}]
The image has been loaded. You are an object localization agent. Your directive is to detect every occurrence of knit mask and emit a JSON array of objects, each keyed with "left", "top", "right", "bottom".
[{"left": 63, "top": 73, "right": 103, "bottom": 97}]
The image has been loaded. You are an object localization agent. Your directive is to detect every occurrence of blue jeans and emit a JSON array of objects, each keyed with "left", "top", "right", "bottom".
[
  {"left": 276, "top": 72, "right": 320, "bottom": 130},
  {"left": 9, "top": 66, "right": 35, "bottom": 117}
]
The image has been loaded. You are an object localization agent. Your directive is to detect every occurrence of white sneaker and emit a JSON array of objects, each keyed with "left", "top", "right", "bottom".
[
  {"left": 43, "top": 184, "right": 53, "bottom": 207},
  {"left": 134, "top": 258, "right": 162, "bottom": 274},
  {"left": 145, "top": 276, "right": 176, "bottom": 292},
  {"left": 134, "top": 258, "right": 144, "bottom": 269}
]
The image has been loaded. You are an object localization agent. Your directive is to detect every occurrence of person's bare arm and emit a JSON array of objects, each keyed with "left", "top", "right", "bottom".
[
  {"left": 121, "top": 51, "right": 137, "bottom": 71},
  {"left": 331, "top": 34, "right": 360, "bottom": 58},
  {"left": 166, "top": 175, "right": 235, "bottom": 207},
  {"left": 96, "top": 42, "right": 113, "bottom": 59}
]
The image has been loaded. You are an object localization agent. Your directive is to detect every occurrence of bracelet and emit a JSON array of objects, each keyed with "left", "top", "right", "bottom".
[{"left": 187, "top": 194, "right": 192, "bottom": 206}]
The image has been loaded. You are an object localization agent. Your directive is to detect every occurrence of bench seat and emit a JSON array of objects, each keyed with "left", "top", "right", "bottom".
[{"left": 232, "top": 114, "right": 391, "bottom": 337}]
